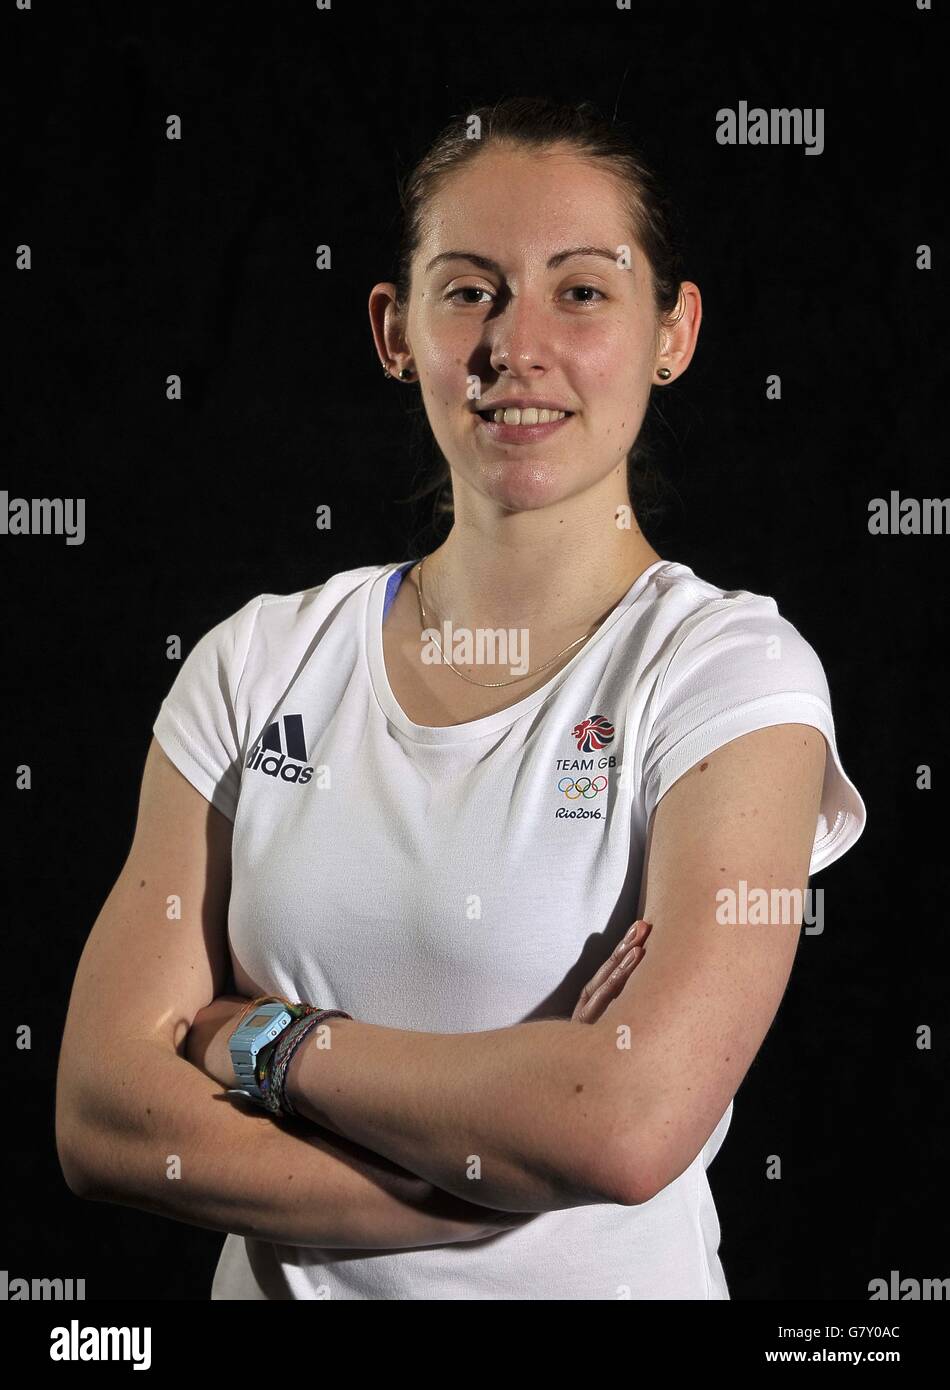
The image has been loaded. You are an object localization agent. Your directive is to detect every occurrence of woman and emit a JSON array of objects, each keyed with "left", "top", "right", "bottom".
[{"left": 56, "top": 97, "right": 866, "bottom": 1300}]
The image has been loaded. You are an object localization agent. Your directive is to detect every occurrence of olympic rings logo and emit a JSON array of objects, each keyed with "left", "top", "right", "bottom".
[{"left": 558, "top": 776, "right": 608, "bottom": 799}]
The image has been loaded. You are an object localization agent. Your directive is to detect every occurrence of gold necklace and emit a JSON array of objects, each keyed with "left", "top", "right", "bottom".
[{"left": 414, "top": 555, "right": 599, "bottom": 689}]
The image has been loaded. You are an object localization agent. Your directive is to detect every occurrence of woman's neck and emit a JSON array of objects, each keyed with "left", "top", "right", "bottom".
[{"left": 416, "top": 530, "right": 664, "bottom": 635}]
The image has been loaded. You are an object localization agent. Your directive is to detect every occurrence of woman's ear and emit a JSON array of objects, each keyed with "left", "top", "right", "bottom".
[
  {"left": 655, "top": 281, "right": 702, "bottom": 384},
  {"left": 368, "top": 281, "right": 410, "bottom": 373}
]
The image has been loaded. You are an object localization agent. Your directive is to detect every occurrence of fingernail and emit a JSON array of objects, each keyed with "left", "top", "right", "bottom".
[{"left": 624, "top": 921, "right": 643, "bottom": 943}]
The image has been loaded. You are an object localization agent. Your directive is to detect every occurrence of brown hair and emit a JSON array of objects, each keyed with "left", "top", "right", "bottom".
[{"left": 390, "top": 95, "right": 687, "bottom": 541}]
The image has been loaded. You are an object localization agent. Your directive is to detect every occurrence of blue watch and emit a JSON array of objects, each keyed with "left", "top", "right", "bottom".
[{"left": 227, "top": 1000, "right": 294, "bottom": 1104}]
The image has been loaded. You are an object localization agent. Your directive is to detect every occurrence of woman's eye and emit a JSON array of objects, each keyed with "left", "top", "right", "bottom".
[
  {"left": 564, "top": 285, "right": 605, "bottom": 304},
  {"left": 446, "top": 286, "right": 493, "bottom": 305},
  {"left": 445, "top": 284, "right": 605, "bottom": 306}
]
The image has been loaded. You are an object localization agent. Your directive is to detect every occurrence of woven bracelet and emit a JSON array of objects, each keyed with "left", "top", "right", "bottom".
[
  {"left": 269, "top": 1009, "right": 353, "bottom": 1117},
  {"left": 261, "top": 1009, "right": 319, "bottom": 1114},
  {"left": 256, "top": 1004, "right": 315, "bottom": 1112}
]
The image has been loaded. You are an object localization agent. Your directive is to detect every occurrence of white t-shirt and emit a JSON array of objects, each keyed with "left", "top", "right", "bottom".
[{"left": 152, "top": 557, "right": 866, "bottom": 1300}]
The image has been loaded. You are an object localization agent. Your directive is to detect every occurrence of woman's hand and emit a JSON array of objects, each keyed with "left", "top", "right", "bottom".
[
  {"left": 571, "top": 919, "right": 652, "bottom": 1023},
  {"left": 398, "top": 1182, "right": 541, "bottom": 1244},
  {"left": 282, "top": 1131, "right": 541, "bottom": 1248}
]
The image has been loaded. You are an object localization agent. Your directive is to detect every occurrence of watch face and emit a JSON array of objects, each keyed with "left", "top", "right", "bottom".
[
  {"left": 232, "top": 1004, "right": 290, "bottom": 1066},
  {"left": 248, "top": 1008, "right": 291, "bottom": 1042}
]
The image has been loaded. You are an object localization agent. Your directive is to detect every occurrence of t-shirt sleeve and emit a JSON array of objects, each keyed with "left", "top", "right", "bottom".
[
  {"left": 640, "top": 596, "right": 867, "bottom": 875},
  {"left": 152, "top": 595, "right": 264, "bottom": 823}
]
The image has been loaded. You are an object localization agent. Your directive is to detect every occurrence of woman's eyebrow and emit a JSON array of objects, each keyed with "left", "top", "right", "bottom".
[{"left": 424, "top": 246, "right": 621, "bottom": 274}]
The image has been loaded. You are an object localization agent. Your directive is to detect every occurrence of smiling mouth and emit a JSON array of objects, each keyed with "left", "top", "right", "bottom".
[{"left": 476, "top": 407, "right": 573, "bottom": 425}]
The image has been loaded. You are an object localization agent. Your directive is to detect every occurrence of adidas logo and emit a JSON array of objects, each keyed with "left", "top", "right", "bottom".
[{"left": 245, "top": 713, "right": 314, "bottom": 786}]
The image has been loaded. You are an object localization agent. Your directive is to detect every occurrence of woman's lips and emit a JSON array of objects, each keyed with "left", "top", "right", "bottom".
[{"left": 474, "top": 412, "right": 574, "bottom": 444}]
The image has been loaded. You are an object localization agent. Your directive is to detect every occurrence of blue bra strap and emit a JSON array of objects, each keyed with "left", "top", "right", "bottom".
[{"left": 382, "top": 560, "right": 416, "bottom": 621}]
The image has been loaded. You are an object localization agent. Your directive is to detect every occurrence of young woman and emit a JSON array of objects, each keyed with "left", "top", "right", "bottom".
[{"left": 56, "top": 96, "right": 866, "bottom": 1300}]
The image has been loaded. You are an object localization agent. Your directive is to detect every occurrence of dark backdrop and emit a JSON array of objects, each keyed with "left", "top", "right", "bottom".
[{"left": 5, "top": 0, "right": 946, "bottom": 1303}]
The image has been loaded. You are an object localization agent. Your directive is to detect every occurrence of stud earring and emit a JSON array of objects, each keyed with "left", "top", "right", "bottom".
[{"left": 656, "top": 367, "right": 672, "bottom": 380}]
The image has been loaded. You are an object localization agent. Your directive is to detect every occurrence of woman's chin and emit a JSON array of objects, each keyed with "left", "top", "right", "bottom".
[{"left": 473, "top": 459, "right": 581, "bottom": 511}]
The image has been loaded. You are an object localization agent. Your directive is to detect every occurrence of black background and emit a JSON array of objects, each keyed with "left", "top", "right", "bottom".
[{"left": 5, "top": 0, "right": 946, "bottom": 1303}]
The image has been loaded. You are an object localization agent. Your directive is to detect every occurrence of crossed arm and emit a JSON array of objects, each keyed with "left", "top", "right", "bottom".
[{"left": 188, "top": 723, "right": 826, "bottom": 1213}]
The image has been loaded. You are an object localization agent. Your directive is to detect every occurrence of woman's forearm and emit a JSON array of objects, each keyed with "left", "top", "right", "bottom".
[
  {"left": 58, "top": 1034, "right": 530, "bottom": 1250},
  {"left": 286, "top": 1017, "right": 629, "bottom": 1213},
  {"left": 175, "top": 921, "right": 651, "bottom": 1225}
]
